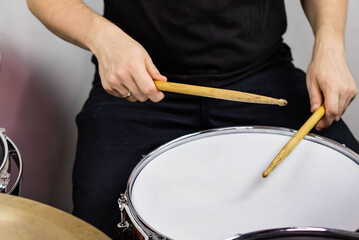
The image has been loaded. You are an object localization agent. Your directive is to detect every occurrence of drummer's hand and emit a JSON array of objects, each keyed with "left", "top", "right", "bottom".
[
  {"left": 306, "top": 37, "right": 357, "bottom": 131},
  {"left": 90, "top": 23, "right": 167, "bottom": 102}
]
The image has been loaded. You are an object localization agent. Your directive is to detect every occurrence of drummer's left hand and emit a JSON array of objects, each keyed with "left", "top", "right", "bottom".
[{"left": 306, "top": 37, "right": 357, "bottom": 131}]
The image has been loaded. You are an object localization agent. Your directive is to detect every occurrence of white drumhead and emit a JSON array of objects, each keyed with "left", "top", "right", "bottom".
[{"left": 129, "top": 128, "right": 359, "bottom": 240}]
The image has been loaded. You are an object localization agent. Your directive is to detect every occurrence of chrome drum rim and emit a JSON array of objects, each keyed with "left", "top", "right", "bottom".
[
  {"left": 225, "top": 227, "right": 359, "bottom": 239},
  {"left": 0, "top": 128, "right": 9, "bottom": 171}
]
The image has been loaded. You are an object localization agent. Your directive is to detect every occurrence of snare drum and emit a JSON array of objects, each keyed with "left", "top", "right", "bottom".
[
  {"left": 0, "top": 128, "right": 23, "bottom": 195},
  {"left": 118, "top": 127, "right": 359, "bottom": 240}
]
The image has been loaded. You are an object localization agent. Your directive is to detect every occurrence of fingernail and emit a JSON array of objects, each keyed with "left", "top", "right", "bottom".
[
  {"left": 316, "top": 127, "right": 322, "bottom": 131},
  {"left": 312, "top": 104, "right": 318, "bottom": 110}
]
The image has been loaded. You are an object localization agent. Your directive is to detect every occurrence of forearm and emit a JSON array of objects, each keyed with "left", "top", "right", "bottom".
[
  {"left": 301, "top": 0, "right": 347, "bottom": 52},
  {"left": 27, "top": 0, "right": 166, "bottom": 103},
  {"left": 300, "top": 0, "right": 356, "bottom": 130},
  {"left": 26, "top": 0, "right": 122, "bottom": 52}
]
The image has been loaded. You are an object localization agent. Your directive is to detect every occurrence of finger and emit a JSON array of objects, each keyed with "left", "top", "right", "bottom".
[
  {"left": 109, "top": 80, "right": 138, "bottom": 102},
  {"left": 316, "top": 91, "right": 339, "bottom": 130},
  {"left": 124, "top": 94, "right": 137, "bottom": 102},
  {"left": 342, "top": 96, "right": 353, "bottom": 117},
  {"left": 108, "top": 88, "right": 123, "bottom": 98},
  {"left": 145, "top": 56, "right": 167, "bottom": 82},
  {"left": 114, "top": 85, "right": 133, "bottom": 99},
  {"left": 98, "top": 66, "right": 120, "bottom": 97},
  {"left": 343, "top": 84, "right": 358, "bottom": 115},
  {"left": 306, "top": 74, "right": 323, "bottom": 113},
  {"left": 337, "top": 93, "right": 347, "bottom": 121},
  {"left": 113, "top": 68, "right": 147, "bottom": 102},
  {"left": 132, "top": 62, "right": 165, "bottom": 102},
  {"left": 118, "top": 87, "right": 137, "bottom": 102},
  {"left": 316, "top": 116, "right": 333, "bottom": 132},
  {"left": 101, "top": 79, "right": 124, "bottom": 98},
  {"left": 123, "top": 77, "right": 148, "bottom": 102},
  {"left": 135, "top": 71, "right": 165, "bottom": 102}
]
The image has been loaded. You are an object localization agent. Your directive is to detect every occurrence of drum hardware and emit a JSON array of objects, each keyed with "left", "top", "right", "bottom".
[
  {"left": 118, "top": 193, "right": 154, "bottom": 240},
  {"left": 118, "top": 193, "right": 131, "bottom": 237},
  {"left": 0, "top": 170, "right": 10, "bottom": 191},
  {"left": 0, "top": 128, "right": 23, "bottom": 195},
  {"left": 118, "top": 194, "right": 129, "bottom": 228}
]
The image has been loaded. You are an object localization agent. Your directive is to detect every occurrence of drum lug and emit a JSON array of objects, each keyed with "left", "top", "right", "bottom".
[
  {"left": 118, "top": 193, "right": 128, "bottom": 227},
  {"left": 118, "top": 194, "right": 132, "bottom": 239},
  {"left": 118, "top": 193, "right": 152, "bottom": 240},
  {"left": 0, "top": 170, "right": 10, "bottom": 192},
  {"left": 117, "top": 219, "right": 129, "bottom": 230},
  {"left": 117, "top": 221, "right": 131, "bottom": 239}
]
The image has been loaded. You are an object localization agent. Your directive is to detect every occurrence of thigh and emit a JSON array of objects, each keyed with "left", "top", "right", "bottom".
[
  {"left": 206, "top": 61, "right": 359, "bottom": 154},
  {"left": 315, "top": 119, "right": 359, "bottom": 154},
  {"left": 72, "top": 90, "right": 201, "bottom": 239}
]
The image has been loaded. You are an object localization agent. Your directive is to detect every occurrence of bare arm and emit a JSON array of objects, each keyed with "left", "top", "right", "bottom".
[
  {"left": 27, "top": 0, "right": 166, "bottom": 102},
  {"left": 26, "top": 0, "right": 110, "bottom": 51},
  {"left": 301, "top": 0, "right": 357, "bottom": 130}
]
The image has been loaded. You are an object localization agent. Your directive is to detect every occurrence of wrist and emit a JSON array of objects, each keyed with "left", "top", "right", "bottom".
[
  {"left": 312, "top": 28, "right": 345, "bottom": 61},
  {"left": 314, "top": 26, "right": 344, "bottom": 48},
  {"left": 86, "top": 17, "right": 126, "bottom": 57}
]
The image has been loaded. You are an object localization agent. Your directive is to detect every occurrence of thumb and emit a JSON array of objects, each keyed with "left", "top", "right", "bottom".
[
  {"left": 306, "top": 75, "right": 323, "bottom": 113},
  {"left": 145, "top": 56, "right": 167, "bottom": 82}
]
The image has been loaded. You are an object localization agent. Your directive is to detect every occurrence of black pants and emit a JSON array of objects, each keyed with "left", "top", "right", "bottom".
[{"left": 72, "top": 61, "right": 359, "bottom": 239}]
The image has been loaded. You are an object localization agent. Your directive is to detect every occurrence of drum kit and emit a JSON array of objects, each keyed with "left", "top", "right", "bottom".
[{"left": 1, "top": 85, "right": 359, "bottom": 239}]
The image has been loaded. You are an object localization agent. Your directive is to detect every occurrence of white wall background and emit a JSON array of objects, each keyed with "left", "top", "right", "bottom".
[{"left": 0, "top": 0, "right": 358, "bottom": 215}]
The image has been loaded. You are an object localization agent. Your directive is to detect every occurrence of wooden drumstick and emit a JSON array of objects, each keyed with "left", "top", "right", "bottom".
[
  {"left": 154, "top": 80, "right": 287, "bottom": 106},
  {"left": 262, "top": 104, "right": 325, "bottom": 178}
]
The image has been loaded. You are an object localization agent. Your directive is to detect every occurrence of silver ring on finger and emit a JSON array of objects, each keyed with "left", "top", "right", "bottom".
[{"left": 124, "top": 90, "right": 132, "bottom": 99}]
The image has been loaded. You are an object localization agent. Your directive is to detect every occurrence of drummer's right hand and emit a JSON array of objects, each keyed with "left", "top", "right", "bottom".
[{"left": 89, "top": 23, "right": 167, "bottom": 102}]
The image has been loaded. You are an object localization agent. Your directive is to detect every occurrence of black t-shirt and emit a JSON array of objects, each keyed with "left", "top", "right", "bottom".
[{"left": 94, "top": 0, "right": 291, "bottom": 87}]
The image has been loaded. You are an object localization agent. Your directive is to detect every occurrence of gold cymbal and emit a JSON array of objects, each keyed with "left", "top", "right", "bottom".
[{"left": 0, "top": 193, "right": 111, "bottom": 240}]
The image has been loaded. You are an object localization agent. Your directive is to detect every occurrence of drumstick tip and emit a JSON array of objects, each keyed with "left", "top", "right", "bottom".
[
  {"left": 262, "top": 170, "right": 269, "bottom": 178},
  {"left": 278, "top": 99, "right": 288, "bottom": 106}
]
